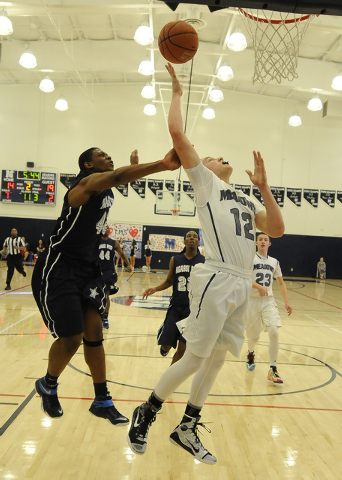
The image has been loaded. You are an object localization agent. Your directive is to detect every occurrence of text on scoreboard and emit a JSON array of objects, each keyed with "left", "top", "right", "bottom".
[{"left": 1, "top": 170, "right": 57, "bottom": 206}]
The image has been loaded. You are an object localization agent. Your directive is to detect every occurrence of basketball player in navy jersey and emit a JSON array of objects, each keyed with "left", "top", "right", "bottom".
[
  {"left": 99, "top": 226, "right": 131, "bottom": 329},
  {"left": 143, "top": 230, "right": 205, "bottom": 365},
  {"left": 127, "top": 63, "right": 285, "bottom": 464},
  {"left": 32, "top": 146, "right": 180, "bottom": 424}
]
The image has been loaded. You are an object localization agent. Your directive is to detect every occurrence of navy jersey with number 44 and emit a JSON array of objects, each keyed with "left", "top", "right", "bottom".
[
  {"left": 98, "top": 237, "right": 117, "bottom": 273},
  {"left": 171, "top": 252, "right": 205, "bottom": 306}
]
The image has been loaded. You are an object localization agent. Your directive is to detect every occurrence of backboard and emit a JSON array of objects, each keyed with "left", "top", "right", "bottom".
[
  {"left": 162, "top": 0, "right": 342, "bottom": 15},
  {"left": 155, "top": 190, "right": 196, "bottom": 217}
]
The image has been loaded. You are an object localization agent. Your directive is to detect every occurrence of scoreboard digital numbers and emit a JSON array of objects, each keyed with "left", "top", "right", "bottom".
[{"left": 1, "top": 170, "right": 57, "bottom": 206}]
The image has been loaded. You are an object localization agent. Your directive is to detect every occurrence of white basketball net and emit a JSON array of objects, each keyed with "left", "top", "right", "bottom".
[{"left": 239, "top": 9, "right": 317, "bottom": 84}]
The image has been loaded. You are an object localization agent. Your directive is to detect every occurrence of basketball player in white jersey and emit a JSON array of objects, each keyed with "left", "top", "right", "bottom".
[
  {"left": 127, "top": 63, "right": 285, "bottom": 464},
  {"left": 245, "top": 232, "right": 292, "bottom": 383}
]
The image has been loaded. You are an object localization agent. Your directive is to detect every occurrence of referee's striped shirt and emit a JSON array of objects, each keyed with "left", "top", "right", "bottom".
[{"left": 3, "top": 237, "right": 24, "bottom": 255}]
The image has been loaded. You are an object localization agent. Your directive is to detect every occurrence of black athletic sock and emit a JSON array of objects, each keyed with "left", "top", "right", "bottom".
[
  {"left": 94, "top": 381, "right": 110, "bottom": 399},
  {"left": 102, "top": 313, "right": 108, "bottom": 321},
  {"left": 44, "top": 371, "right": 59, "bottom": 390},
  {"left": 184, "top": 403, "right": 201, "bottom": 419},
  {"left": 147, "top": 391, "right": 163, "bottom": 410}
]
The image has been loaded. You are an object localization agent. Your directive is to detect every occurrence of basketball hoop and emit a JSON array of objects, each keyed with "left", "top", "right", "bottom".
[
  {"left": 239, "top": 8, "right": 317, "bottom": 84},
  {"left": 170, "top": 209, "right": 180, "bottom": 217}
]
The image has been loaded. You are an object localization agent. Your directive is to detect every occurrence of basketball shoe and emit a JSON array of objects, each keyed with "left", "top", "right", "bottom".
[
  {"left": 169, "top": 415, "right": 217, "bottom": 465},
  {"left": 35, "top": 377, "right": 63, "bottom": 418},
  {"left": 246, "top": 351, "right": 255, "bottom": 371},
  {"left": 267, "top": 366, "right": 283, "bottom": 384},
  {"left": 89, "top": 396, "right": 129, "bottom": 426},
  {"left": 160, "top": 346, "right": 169, "bottom": 357},
  {"left": 127, "top": 402, "right": 160, "bottom": 454}
]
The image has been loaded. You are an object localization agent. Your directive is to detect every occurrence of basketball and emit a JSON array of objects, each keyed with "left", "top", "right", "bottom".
[{"left": 158, "top": 20, "right": 198, "bottom": 64}]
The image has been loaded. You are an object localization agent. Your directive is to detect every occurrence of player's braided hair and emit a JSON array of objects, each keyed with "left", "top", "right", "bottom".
[{"left": 78, "top": 147, "right": 98, "bottom": 171}]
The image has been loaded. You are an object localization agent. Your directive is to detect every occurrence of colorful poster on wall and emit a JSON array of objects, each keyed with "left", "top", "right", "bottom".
[
  {"left": 149, "top": 234, "right": 184, "bottom": 252},
  {"left": 108, "top": 224, "right": 143, "bottom": 259}
]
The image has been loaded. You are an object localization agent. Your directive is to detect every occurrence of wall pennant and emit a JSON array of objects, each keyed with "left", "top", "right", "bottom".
[
  {"left": 337, "top": 191, "right": 342, "bottom": 204},
  {"left": 115, "top": 183, "right": 128, "bottom": 197},
  {"left": 165, "top": 179, "right": 175, "bottom": 192},
  {"left": 303, "top": 189, "right": 319, "bottom": 207},
  {"left": 252, "top": 185, "right": 264, "bottom": 205},
  {"left": 270, "top": 187, "right": 285, "bottom": 207},
  {"left": 130, "top": 179, "right": 146, "bottom": 198},
  {"left": 60, "top": 173, "right": 77, "bottom": 189},
  {"left": 320, "top": 190, "right": 335, "bottom": 208},
  {"left": 286, "top": 188, "right": 302, "bottom": 207},
  {"left": 148, "top": 179, "right": 164, "bottom": 195}
]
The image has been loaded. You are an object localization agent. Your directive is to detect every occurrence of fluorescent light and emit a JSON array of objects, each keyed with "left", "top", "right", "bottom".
[
  {"left": 332, "top": 74, "right": 342, "bottom": 91},
  {"left": 19, "top": 49, "right": 37, "bottom": 69},
  {"left": 39, "top": 77, "right": 54, "bottom": 93},
  {"left": 0, "top": 10, "right": 13, "bottom": 35},
  {"left": 227, "top": 29, "right": 247, "bottom": 52},
  {"left": 141, "top": 83, "right": 155, "bottom": 99},
  {"left": 202, "top": 107, "right": 215, "bottom": 119},
  {"left": 55, "top": 97, "right": 68, "bottom": 111},
  {"left": 307, "top": 96, "right": 323, "bottom": 111},
  {"left": 138, "top": 59, "right": 155, "bottom": 76},
  {"left": 209, "top": 88, "right": 224, "bottom": 102},
  {"left": 217, "top": 64, "right": 234, "bottom": 81},
  {"left": 289, "top": 114, "right": 302, "bottom": 127},
  {"left": 134, "top": 24, "right": 154, "bottom": 46},
  {"left": 143, "top": 103, "right": 156, "bottom": 116}
]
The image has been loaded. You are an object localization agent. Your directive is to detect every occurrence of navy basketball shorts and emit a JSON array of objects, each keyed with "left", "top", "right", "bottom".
[
  {"left": 32, "top": 250, "right": 106, "bottom": 338},
  {"left": 157, "top": 304, "right": 188, "bottom": 348},
  {"left": 101, "top": 269, "right": 118, "bottom": 293}
]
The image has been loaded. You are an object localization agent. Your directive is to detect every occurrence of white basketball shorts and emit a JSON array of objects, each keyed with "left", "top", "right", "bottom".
[
  {"left": 245, "top": 296, "right": 282, "bottom": 339},
  {"left": 181, "top": 263, "right": 252, "bottom": 358}
]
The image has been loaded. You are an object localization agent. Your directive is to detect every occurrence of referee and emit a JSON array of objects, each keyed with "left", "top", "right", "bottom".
[{"left": 2, "top": 228, "right": 26, "bottom": 290}]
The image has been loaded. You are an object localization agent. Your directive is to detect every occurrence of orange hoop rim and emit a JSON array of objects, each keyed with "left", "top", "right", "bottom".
[
  {"left": 170, "top": 209, "right": 180, "bottom": 215},
  {"left": 238, "top": 8, "right": 315, "bottom": 24}
]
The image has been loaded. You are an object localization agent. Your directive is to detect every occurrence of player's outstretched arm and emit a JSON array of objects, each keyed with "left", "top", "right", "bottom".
[
  {"left": 142, "top": 257, "right": 174, "bottom": 299},
  {"left": 165, "top": 63, "right": 201, "bottom": 170},
  {"left": 69, "top": 149, "right": 180, "bottom": 207},
  {"left": 246, "top": 151, "right": 285, "bottom": 238}
]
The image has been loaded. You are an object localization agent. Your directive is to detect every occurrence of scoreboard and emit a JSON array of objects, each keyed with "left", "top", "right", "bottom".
[{"left": 1, "top": 170, "right": 57, "bottom": 206}]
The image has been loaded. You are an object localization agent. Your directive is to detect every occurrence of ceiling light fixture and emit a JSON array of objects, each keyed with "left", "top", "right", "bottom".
[
  {"left": 134, "top": 22, "right": 154, "bottom": 46},
  {"left": 288, "top": 113, "right": 302, "bottom": 127},
  {"left": 143, "top": 103, "right": 156, "bottom": 116},
  {"left": 307, "top": 95, "right": 323, "bottom": 111},
  {"left": 331, "top": 74, "right": 342, "bottom": 91},
  {"left": 0, "top": 9, "right": 13, "bottom": 35},
  {"left": 209, "top": 87, "right": 224, "bottom": 102},
  {"left": 202, "top": 106, "right": 215, "bottom": 120},
  {"left": 19, "top": 48, "right": 37, "bottom": 69},
  {"left": 138, "top": 58, "right": 155, "bottom": 76},
  {"left": 141, "top": 83, "right": 155, "bottom": 99},
  {"left": 39, "top": 76, "right": 54, "bottom": 93},
  {"left": 217, "top": 63, "right": 234, "bottom": 82},
  {"left": 55, "top": 97, "right": 68, "bottom": 111},
  {"left": 227, "top": 28, "right": 247, "bottom": 52}
]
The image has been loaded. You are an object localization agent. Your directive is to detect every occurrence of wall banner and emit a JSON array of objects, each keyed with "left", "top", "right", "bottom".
[
  {"left": 286, "top": 188, "right": 302, "bottom": 207},
  {"left": 320, "top": 190, "right": 335, "bottom": 208},
  {"left": 252, "top": 185, "right": 264, "bottom": 205},
  {"left": 130, "top": 179, "right": 146, "bottom": 198},
  {"left": 270, "top": 186, "right": 285, "bottom": 207},
  {"left": 60, "top": 173, "right": 77, "bottom": 189},
  {"left": 148, "top": 179, "right": 164, "bottom": 195},
  {"left": 115, "top": 184, "right": 128, "bottom": 197},
  {"left": 235, "top": 184, "right": 251, "bottom": 196},
  {"left": 165, "top": 180, "right": 175, "bottom": 191},
  {"left": 303, "top": 189, "right": 319, "bottom": 208}
]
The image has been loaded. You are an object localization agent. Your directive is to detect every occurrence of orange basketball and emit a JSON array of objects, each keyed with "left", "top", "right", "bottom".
[{"left": 158, "top": 21, "right": 198, "bottom": 64}]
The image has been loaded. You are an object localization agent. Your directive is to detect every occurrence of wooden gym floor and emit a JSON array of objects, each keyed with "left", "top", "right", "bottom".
[{"left": 1, "top": 262, "right": 342, "bottom": 480}]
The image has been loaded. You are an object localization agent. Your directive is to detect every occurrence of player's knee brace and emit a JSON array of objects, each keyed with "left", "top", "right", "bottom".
[{"left": 83, "top": 337, "right": 104, "bottom": 347}]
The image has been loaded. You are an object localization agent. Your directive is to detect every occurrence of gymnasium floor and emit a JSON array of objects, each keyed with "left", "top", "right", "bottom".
[{"left": 1, "top": 262, "right": 342, "bottom": 480}]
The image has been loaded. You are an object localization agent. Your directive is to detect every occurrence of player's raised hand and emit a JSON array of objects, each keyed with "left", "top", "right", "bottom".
[
  {"left": 245, "top": 151, "right": 268, "bottom": 189},
  {"left": 130, "top": 149, "right": 139, "bottom": 165},
  {"left": 165, "top": 62, "right": 183, "bottom": 97},
  {"left": 162, "top": 148, "right": 181, "bottom": 171}
]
